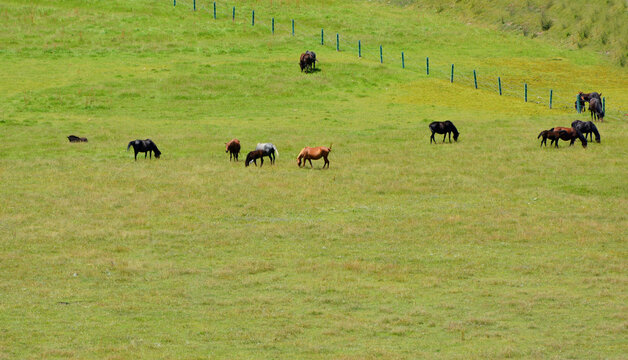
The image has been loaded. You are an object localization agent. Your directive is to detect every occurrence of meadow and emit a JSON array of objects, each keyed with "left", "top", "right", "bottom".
[{"left": 0, "top": 0, "right": 627, "bottom": 358}]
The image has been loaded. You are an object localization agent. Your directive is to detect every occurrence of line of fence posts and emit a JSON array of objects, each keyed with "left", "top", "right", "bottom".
[{"left": 171, "top": 3, "right": 610, "bottom": 115}]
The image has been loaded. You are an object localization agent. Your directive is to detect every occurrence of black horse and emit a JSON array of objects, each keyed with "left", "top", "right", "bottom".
[
  {"left": 571, "top": 120, "right": 600, "bottom": 143},
  {"left": 305, "top": 50, "right": 317, "bottom": 69},
  {"left": 245, "top": 150, "right": 272, "bottom": 167},
  {"left": 429, "top": 121, "right": 459, "bottom": 143},
  {"left": 67, "top": 135, "right": 88, "bottom": 143},
  {"left": 588, "top": 97, "right": 605, "bottom": 122},
  {"left": 127, "top": 139, "right": 161, "bottom": 161}
]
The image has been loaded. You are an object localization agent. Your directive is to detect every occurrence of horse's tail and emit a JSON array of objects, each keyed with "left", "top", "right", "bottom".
[
  {"left": 590, "top": 122, "right": 601, "bottom": 142},
  {"left": 575, "top": 129, "right": 587, "bottom": 148},
  {"left": 537, "top": 131, "right": 545, "bottom": 139},
  {"left": 127, "top": 141, "right": 133, "bottom": 151},
  {"left": 273, "top": 144, "right": 278, "bottom": 157}
]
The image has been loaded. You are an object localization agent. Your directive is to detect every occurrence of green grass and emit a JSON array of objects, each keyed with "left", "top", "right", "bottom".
[{"left": 1, "top": 0, "right": 627, "bottom": 358}]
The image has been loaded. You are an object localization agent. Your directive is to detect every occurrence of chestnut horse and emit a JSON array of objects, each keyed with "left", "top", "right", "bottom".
[
  {"left": 550, "top": 127, "right": 587, "bottom": 148},
  {"left": 538, "top": 129, "right": 561, "bottom": 148},
  {"left": 225, "top": 138, "right": 241, "bottom": 161},
  {"left": 297, "top": 145, "right": 332, "bottom": 168}
]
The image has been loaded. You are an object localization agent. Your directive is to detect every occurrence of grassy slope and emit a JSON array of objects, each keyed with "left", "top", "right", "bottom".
[
  {"left": 385, "top": 0, "right": 628, "bottom": 66},
  {"left": 0, "top": 0, "right": 627, "bottom": 358}
]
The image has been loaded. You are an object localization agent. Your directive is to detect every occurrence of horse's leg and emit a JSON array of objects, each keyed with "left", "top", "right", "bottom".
[
  {"left": 309, "top": 159, "right": 313, "bottom": 168},
  {"left": 145, "top": 152, "right": 147, "bottom": 159},
  {"left": 134, "top": 150, "right": 138, "bottom": 161},
  {"left": 260, "top": 157, "right": 263, "bottom": 167},
  {"left": 430, "top": 132, "right": 435, "bottom": 144},
  {"left": 443, "top": 133, "right": 446, "bottom": 142},
  {"left": 149, "top": 151, "right": 152, "bottom": 159},
  {"left": 449, "top": 132, "right": 452, "bottom": 143},
  {"left": 324, "top": 156, "right": 329, "bottom": 168}
]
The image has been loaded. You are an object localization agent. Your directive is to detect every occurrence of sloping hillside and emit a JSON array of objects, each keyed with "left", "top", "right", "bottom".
[{"left": 385, "top": 0, "right": 628, "bottom": 66}]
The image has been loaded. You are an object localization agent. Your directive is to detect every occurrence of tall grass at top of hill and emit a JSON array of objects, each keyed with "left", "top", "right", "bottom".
[{"left": 382, "top": 0, "right": 628, "bottom": 66}]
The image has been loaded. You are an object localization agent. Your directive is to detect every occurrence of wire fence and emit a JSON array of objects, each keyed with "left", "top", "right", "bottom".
[{"left": 170, "top": 0, "right": 625, "bottom": 121}]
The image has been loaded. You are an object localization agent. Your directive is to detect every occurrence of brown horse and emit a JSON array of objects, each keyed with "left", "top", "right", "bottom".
[
  {"left": 300, "top": 52, "right": 314, "bottom": 72},
  {"left": 297, "top": 145, "right": 332, "bottom": 168},
  {"left": 551, "top": 127, "right": 587, "bottom": 148},
  {"left": 245, "top": 150, "right": 271, "bottom": 167},
  {"left": 225, "top": 138, "right": 241, "bottom": 161},
  {"left": 578, "top": 91, "right": 602, "bottom": 102},
  {"left": 538, "top": 129, "right": 561, "bottom": 148}
]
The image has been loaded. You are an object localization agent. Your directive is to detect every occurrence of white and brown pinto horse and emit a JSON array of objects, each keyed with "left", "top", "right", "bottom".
[{"left": 297, "top": 145, "right": 332, "bottom": 168}]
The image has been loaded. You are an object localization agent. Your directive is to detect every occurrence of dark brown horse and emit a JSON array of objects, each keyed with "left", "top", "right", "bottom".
[
  {"left": 297, "top": 145, "right": 332, "bottom": 168},
  {"left": 538, "top": 129, "right": 561, "bottom": 148},
  {"left": 245, "top": 150, "right": 271, "bottom": 167},
  {"left": 550, "top": 127, "right": 587, "bottom": 148},
  {"left": 127, "top": 139, "right": 161, "bottom": 160},
  {"left": 578, "top": 91, "right": 602, "bottom": 102},
  {"left": 571, "top": 120, "right": 600, "bottom": 143},
  {"left": 300, "top": 52, "right": 314, "bottom": 72},
  {"left": 225, "top": 138, "right": 241, "bottom": 161},
  {"left": 588, "top": 97, "right": 605, "bottom": 122},
  {"left": 67, "top": 135, "right": 88, "bottom": 143},
  {"left": 429, "top": 121, "right": 459, "bottom": 143}
]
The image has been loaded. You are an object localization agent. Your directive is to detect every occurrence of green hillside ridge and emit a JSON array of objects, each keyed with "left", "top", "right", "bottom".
[{"left": 384, "top": 0, "right": 628, "bottom": 66}]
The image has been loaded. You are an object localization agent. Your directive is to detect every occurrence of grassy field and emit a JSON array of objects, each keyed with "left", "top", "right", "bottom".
[{"left": 1, "top": 0, "right": 627, "bottom": 358}]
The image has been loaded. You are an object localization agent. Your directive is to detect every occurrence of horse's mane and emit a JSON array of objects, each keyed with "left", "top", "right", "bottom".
[{"left": 148, "top": 140, "right": 161, "bottom": 156}]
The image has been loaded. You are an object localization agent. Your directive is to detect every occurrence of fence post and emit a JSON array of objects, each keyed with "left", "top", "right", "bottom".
[
  {"left": 336, "top": 33, "right": 339, "bottom": 51},
  {"left": 232, "top": 6, "right": 235, "bottom": 22},
  {"left": 291, "top": 19, "right": 294, "bottom": 36},
  {"left": 524, "top": 83, "right": 528, "bottom": 102},
  {"left": 498, "top": 77, "right": 502, "bottom": 95},
  {"left": 252, "top": 10, "right": 254, "bottom": 26},
  {"left": 603, "top": 97, "right": 605, "bottom": 113},
  {"left": 358, "top": 40, "right": 361, "bottom": 57},
  {"left": 576, "top": 93, "right": 581, "bottom": 113},
  {"left": 426, "top": 57, "right": 429, "bottom": 75},
  {"left": 174, "top": 0, "right": 176, "bottom": 7},
  {"left": 473, "top": 70, "right": 477, "bottom": 89},
  {"left": 213, "top": 2, "right": 216, "bottom": 19},
  {"left": 401, "top": 52, "right": 405, "bottom": 69},
  {"left": 272, "top": 18, "right": 274, "bottom": 34},
  {"left": 380, "top": 45, "right": 383, "bottom": 63},
  {"left": 549, "top": 90, "right": 553, "bottom": 109},
  {"left": 450, "top": 64, "right": 454, "bottom": 83},
  {"left": 321, "top": 29, "right": 324, "bottom": 45},
  {"left": 193, "top": 0, "right": 196, "bottom": 11}
]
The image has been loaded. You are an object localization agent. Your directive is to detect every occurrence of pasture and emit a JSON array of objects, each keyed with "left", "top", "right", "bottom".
[{"left": 1, "top": 0, "right": 627, "bottom": 358}]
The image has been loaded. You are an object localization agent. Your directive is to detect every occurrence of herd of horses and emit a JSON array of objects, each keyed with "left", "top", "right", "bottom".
[{"left": 67, "top": 85, "right": 605, "bottom": 166}]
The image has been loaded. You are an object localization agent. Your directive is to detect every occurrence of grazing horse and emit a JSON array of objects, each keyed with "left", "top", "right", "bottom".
[
  {"left": 550, "top": 127, "right": 587, "bottom": 148},
  {"left": 256, "top": 143, "right": 279, "bottom": 164},
  {"left": 588, "top": 97, "right": 605, "bottom": 122},
  {"left": 429, "top": 121, "right": 459, "bottom": 143},
  {"left": 300, "top": 52, "right": 314, "bottom": 72},
  {"left": 245, "top": 150, "right": 271, "bottom": 167},
  {"left": 127, "top": 139, "right": 161, "bottom": 161},
  {"left": 571, "top": 120, "right": 600, "bottom": 143},
  {"left": 297, "top": 145, "right": 332, "bottom": 168},
  {"left": 225, "top": 138, "right": 241, "bottom": 161},
  {"left": 67, "top": 135, "right": 88, "bottom": 143},
  {"left": 305, "top": 50, "right": 317, "bottom": 69},
  {"left": 538, "top": 129, "right": 562, "bottom": 148}
]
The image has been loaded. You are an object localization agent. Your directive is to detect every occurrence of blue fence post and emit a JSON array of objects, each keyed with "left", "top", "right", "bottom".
[
  {"left": 336, "top": 33, "right": 339, "bottom": 51},
  {"left": 174, "top": 0, "right": 176, "bottom": 7},
  {"left": 524, "top": 83, "right": 528, "bottom": 102},
  {"left": 232, "top": 6, "right": 235, "bottom": 22},
  {"left": 450, "top": 64, "right": 454, "bottom": 83},
  {"left": 193, "top": 0, "right": 196, "bottom": 11},
  {"left": 252, "top": 10, "right": 254, "bottom": 26},
  {"left": 549, "top": 90, "right": 553, "bottom": 109},
  {"left": 473, "top": 70, "right": 477, "bottom": 89},
  {"left": 272, "top": 18, "right": 274, "bottom": 34},
  {"left": 321, "top": 29, "right": 324, "bottom": 45},
  {"left": 213, "top": 2, "right": 216, "bottom": 19},
  {"left": 498, "top": 77, "right": 502, "bottom": 95},
  {"left": 380, "top": 45, "right": 383, "bottom": 63},
  {"left": 401, "top": 52, "right": 405, "bottom": 69},
  {"left": 603, "top": 97, "right": 605, "bottom": 113},
  {"left": 426, "top": 57, "right": 429, "bottom": 75},
  {"left": 577, "top": 93, "right": 582, "bottom": 113},
  {"left": 358, "top": 40, "right": 361, "bottom": 57},
  {"left": 291, "top": 19, "right": 294, "bottom": 36}
]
